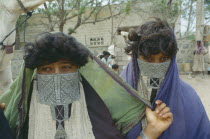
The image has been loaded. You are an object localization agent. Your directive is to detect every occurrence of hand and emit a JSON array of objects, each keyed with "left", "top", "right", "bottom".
[
  {"left": 142, "top": 100, "right": 173, "bottom": 139},
  {"left": 0, "top": 103, "right": 6, "bottom": 111}
]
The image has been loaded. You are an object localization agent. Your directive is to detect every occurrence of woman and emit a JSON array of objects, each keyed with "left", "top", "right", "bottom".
[
  {"left": 192, "top": 40, "right": 208, "bottom": 78},
  {"left": 121, "top": 18, "right": 210, "bottom": 139}
]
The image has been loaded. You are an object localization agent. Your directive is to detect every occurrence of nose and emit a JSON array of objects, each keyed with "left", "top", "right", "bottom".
[
  {"left": 55, "top": 65, "right": 60, "bottom": 74},
  {"left": 152, "top": 59, "right": 162, "bottom": 63}
]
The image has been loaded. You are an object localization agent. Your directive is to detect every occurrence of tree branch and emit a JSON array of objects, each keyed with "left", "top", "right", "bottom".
[{"left": 82, "top": 11, "right": 124, "bottom": 24}]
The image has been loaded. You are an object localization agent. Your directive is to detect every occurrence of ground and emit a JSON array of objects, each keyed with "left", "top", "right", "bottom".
[{"left": 180, "top": 74, "right": 210, "bottom": 119}]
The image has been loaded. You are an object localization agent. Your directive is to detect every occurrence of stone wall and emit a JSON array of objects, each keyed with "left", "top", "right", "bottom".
[
  {"left": 176, "top": 40, "right": 195, "bottom": 72},
  {"left": 176, "top": 40, "right": 210, "bottom": 73}
]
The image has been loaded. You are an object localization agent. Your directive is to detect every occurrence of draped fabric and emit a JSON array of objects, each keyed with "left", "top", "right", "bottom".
[
  {"left": 121, "top": 57, "right": 210, "bottom": 139},
  {"left": 0, "top": 56, "right": 151, "bottom": 138},
  {"left": 0, "top": 109, "right": 13, "bottom": 139},
  {"left": 28, "top": 82, "right": 96, "bottom": 139},
  {"left": 79, "top": 57, "right": 150, "bottom": 134},
  {"left": 82, "top": 77, "right": 123, "bottom": 139}
]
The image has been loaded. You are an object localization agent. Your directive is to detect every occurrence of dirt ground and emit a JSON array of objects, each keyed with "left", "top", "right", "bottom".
[{"left": 180, "top": 74, "right": 210, "bottom": 119}]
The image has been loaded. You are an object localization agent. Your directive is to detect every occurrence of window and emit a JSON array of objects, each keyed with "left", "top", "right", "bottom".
[{"left": 89, "top": 37, "right": 104, "bottom": 46}]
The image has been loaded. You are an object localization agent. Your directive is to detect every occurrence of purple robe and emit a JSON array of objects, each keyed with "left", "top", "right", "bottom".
[{"left": 122, "top": 58, "right": 210, "bottom": 139}]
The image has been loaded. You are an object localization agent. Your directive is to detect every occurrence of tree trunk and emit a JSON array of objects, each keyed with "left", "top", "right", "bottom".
[
  {"left": 108, "top": 3, "right": 114, "bottom": 44},
  {"left": 196, "top": 0, "right": 204, "bottom": 41},
  {"left": 44, "top": 3, "right": 55, "bottom": 32},
  {"left": 185, "top": 0, "right": 194, "bottom": 36},
  {"left": 15, "top": 29, "right": 21, "bottom": 50},
  {"left": 58, "top": 0, "right": 65, "bottom": 32},
  {"left": 59, "top": 22, "right": 64, "bottom": 32}
]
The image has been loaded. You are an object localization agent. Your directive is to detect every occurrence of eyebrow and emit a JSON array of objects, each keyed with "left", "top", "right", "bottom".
[
  {"left": 60, "top": 61, "right": 72, "bottom": 64},
  {"left": 41, "top": 64, "right": 53, "bottom": 67}
]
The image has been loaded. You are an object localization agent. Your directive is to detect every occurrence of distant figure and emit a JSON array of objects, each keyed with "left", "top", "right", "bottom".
[
  {"left": 101, "top": 51, "right": 111, "bottom": 66},
  {"left": 108, "top": 55, "right": 116, "bottom": 68},
  {"left": 192, "top": 41, "right": 208, "bottom": 78},
  {"left": 112, "top": 64, "right": 119, "bottom": 74},
  {"left": 98, "top": 55, "right": 104, "bottom": 59}
]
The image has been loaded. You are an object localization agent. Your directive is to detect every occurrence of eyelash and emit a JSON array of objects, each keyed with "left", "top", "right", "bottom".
[
  {"left": 42, "top": 67, "right": 52, "bottom": 72},
  {"left": 161, "top": 57, "right": 169, "bottom": 61},
  {"left": 62, "top": 66, "right": 72, "bottom": 69},
  {"left": 144, "top": 57, "right": 152, "bottom": 61}
]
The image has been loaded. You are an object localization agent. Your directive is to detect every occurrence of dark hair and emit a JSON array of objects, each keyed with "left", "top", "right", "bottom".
[
  {"left": 112, "top": 64, "right": 119, "bottom": 69},
  {"left": 197, "top": 40, "right": 202, "bottom": 46},
  {"left": 98, "top": 55, "right": 104, "bottom": 59},
  {"left": 125, "top": 18, "right": 178, "bottom": 58},
  {"left": 24, "top": 32, "right": 90, "bottom": 69},
  {"left": 103, "top": 51, "right": 110, "bottom": 56}
]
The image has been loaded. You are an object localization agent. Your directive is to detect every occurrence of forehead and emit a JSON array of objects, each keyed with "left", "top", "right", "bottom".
[
  {"left": 151, "top": 53, "right": 167, "bottom": 57},
  {"left": 42, "top": 60, "right": 72, "bottom": 66},
  {"left": 142, "top": 52, "right": 168, "bottom": 57}
]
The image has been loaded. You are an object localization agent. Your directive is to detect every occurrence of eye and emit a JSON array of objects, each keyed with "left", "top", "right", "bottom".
[
  {"left": 41, "top": 67, "right": 52, "bottom": 72},
  {"left": 161, "top": 57, "right": 170, "bottom": 61},
  {"left": 143, "top": 57, "right": 152, "bottom": 61},
  {"left": 61, "top": 65, "right": 72, "bottom": 70}
]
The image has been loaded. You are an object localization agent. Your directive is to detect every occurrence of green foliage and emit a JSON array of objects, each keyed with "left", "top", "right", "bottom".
[
  {"left": 37, "top": 0, "right": 128, "bottom": 33},
  {"left": 78, "top": 5, "right": 86, "bottom": 15},
  {"left": 37, "top": 2, "right": 59, "bottom": 16},
  {"left": 125, "top": 1, "right": 131, "bottom": 14},
  {"left": 187, "top": 33, "right": 195, "bottom": 40},
  {"left": 204, "top": 0, "right": 210, "bottom": 22},
  {"left": 16, "top": 15, "right": 28, "bottom": 32},
  {"left": 140, "top": 0, "right": 181, "bottom": 21},
  {"left": 181, "top": 0, "right": 195, "bottom": 20},
  {"left": 68, "top": 28, "right": 76, "bottom": 34},
  {"left": 205, "top": 0, "right": 210, "bottom": 5}
]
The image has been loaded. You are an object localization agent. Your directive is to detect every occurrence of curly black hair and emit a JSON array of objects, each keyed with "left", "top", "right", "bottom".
[
  {"left": 24, "top": 32, "right": 90, "bottom": 69},
  {"left": 125, "top": 18, "right": 178, "bottom": 58},
  {"left": 112, "top": 64, "right": 119, "bottom": 69},
  {"left": 102, "top": 51, "right": 111, "bottom": 56}
]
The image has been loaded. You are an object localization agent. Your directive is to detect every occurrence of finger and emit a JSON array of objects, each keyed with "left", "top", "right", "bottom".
[
  {"left": 155, "top": 100, "right": 162, "bottom": 105},
  {"left": 159, "top": 107, "right": 170, "bottom": 117},
  {"left": 155, "top": 103, "right": 166, "bottom": 114},
  {"left": 146, "top": 106, "right": 152, "bottom": 114},
  {"left": 0, "top": 103, "right": 6, "bottom": 111},
  {"left": 162, "top": 112, "right": 173, "bottom": 120}
]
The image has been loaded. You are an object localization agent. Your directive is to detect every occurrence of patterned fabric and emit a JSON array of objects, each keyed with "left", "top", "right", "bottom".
[
  {"left": 36, "top": 72, "right": 81, "bottom": 139},
  {"left": 37, "top": 72, "right": 80, "bottom": 105},
  {"left": 28, "top": 82, "right": 96, "bottom": 139},
  {"left": 137, "top": 59, "right": 171, "bottom": 79}
]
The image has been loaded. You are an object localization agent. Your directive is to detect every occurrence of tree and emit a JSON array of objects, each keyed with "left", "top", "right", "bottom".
[
  {"left": 196, "top": 0, "right": 204, "bottom": 41},
  {"left": 181, "top": 0, "right": 196, "bottom": 37},
  {"left": 15, "top": 15, "right": 29, "bottom": 50},
  {"left": 180, "top": 0, "right": 210, "bottom": 40},
  {"left": 131, "top": 0, "right": 181, "bottom": 29},
  {"left": 37, "top": 0, "right": 129, "bottom": 34},
  {"left": 204, "top": 0, "right": 210, "bottom": 24}
]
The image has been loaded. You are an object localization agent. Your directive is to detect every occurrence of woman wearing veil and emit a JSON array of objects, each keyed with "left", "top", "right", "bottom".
[{"left": 121, "top": 18, "right": 210, "bottom": 139}]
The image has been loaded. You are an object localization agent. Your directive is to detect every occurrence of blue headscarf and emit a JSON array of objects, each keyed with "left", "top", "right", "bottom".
[{"left": 121, "top": 57, "right": 210, "bottom": 139}]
